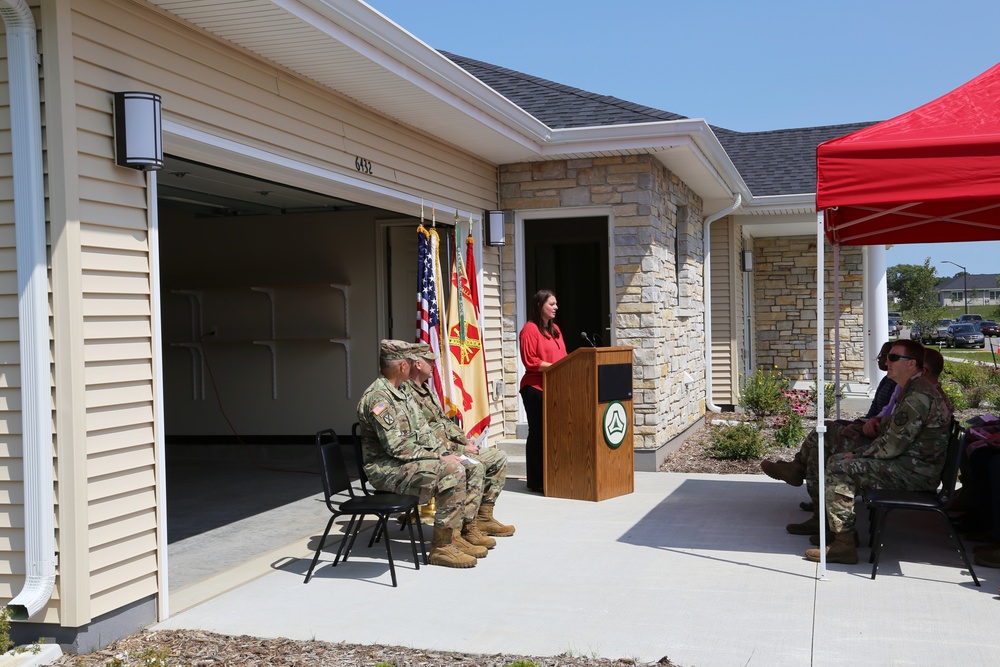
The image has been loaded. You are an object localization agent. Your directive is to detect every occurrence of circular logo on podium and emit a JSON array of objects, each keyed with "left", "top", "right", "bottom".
[{"left": 602, "top": 401, "right": 628, "bottom": 448}]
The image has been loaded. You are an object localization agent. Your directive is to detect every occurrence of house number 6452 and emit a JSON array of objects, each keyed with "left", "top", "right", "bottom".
[{"left": 355, "top": 157, "right": 373, "bottom": 174}]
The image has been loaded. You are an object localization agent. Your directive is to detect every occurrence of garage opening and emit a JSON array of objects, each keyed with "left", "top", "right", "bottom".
[{"left": 157, "top": 156, "right": 436, "bottom": 595}]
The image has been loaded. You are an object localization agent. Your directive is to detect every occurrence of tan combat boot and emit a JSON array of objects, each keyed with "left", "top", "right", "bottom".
[
  {"left": 452, "top": 528, "right": 488, "bottom": 558},
  {"left": 805, "top": 531, "right": 859, "bottom": 564},
  {"left": 428, "top": 526, "right": 476, "bottom": 568},
  {"left": 761, "top": 459, "right": 805, "bottom": 487},
  {"left": 786, "top": 511, "right": 821, "bottom": 535},
  {"left": 809, "top": 530, "right": 858, "bottom": 547},
  {"left": 462, "top": 521, "right": 497, "bottom": 550},
  {"left": 477, "top": 502, "right": 516, "bottom": 537}
]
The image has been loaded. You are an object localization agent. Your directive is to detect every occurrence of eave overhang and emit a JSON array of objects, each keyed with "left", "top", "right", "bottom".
[{"left": 146, "top": 0, "right": 808, "bottom": 217}]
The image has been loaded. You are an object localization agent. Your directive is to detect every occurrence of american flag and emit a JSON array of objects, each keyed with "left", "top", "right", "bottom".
[{"left": 416, "top": 225, "right": 446, "bottom": 404}]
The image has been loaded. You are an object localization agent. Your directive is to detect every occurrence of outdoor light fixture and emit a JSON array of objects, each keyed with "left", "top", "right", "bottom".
[
  {"left": 113, "top": 91, "right": 163, "bottom": 171},
  {"left": 742, "top": 249, "right": 754, "bottom": 272},
  {"left": 485, "top": 210, "right": 510, "bottom": 247}
]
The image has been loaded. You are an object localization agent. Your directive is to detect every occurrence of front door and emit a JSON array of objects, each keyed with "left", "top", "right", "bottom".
[{"left": 522, "top": 216, "right": 610, "bottom": 353}]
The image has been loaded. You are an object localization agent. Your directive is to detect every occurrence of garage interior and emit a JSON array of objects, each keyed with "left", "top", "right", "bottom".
[{"left": 157, "top": 156, "right": 407, "bottom": 592}]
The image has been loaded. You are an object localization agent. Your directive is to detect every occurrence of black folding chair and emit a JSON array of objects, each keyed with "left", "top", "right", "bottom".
[
  {"left": 303, "top": 429, "right": 426, "bottom": 587},
  {"left": 864, "top": 421, "right": 980, "bottom": 586},
  {"left": 351, "top": 421, "right": 428, "bottom": 550}
]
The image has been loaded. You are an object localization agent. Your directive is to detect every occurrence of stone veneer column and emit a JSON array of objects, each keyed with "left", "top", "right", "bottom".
[
  {"left": 497, "top": 155, "right": 706, "bottom": 454},
  {"left": 752, "top": 236, "right": 864, "bottom": 380}
]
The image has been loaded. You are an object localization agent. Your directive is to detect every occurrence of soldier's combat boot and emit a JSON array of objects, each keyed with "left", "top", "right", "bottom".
[
  {"left": 452, "top": 528, "right": 488, "bottom": 558},
  {"left": 809, "top": 530, "right": 858, "bottom": 547},
  {"left": 786, "top": 511, "right": 821, "bottom": 535},
  {"left": 477, "top": 502, "right": 515, "bottom": 537},
  {"left": 462, "top": 521, "right": 496, "bottom": 550},
  {"left": 805, "top": 531, "right": 859, "bottom": 564},
  {"left": 761, "top": 459, "right": 805, "bottom": 487},
  {"left": 428, "top": 526, "right": 476, "bottom": 568}
]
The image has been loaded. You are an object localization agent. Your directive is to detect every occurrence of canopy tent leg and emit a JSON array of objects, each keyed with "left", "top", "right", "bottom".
[{"left": 817, "top": 211, "right": 828, "bottom": 578}]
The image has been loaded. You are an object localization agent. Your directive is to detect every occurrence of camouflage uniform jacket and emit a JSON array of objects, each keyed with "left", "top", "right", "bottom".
[
  {"left": 356, "top": 376, "right": 448, "bottom": 483},
  {"left": 405, "top": 380, "right": 466, "bottom": 454},
  {"left": 856, "top": 373, "right": 953, "bottom": 479}
]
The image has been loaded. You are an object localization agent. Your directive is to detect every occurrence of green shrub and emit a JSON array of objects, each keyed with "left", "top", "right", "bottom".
[
  {"left": 773, "top": 411, "right": 806, "bottom": 448},
  {"left": 739, "top": 368, "right": 788, "bottom": 420},
  {"left": 506, "top": 661, "right": 541, "bottom": 667},
  {"left": 806, "top": 382, "right": 837, "bottom": 416},
  {"left": 963, "top": 382, "right": 992, "bottom": 409},
  {"left": 942, "top": 382, "right": 969, "bottom": 411},
  {"left": 944, "top": 362, "right": 985, "bottom": 389},
  {"left": 708, "top": 423, "right": 766, "bottom": 460}
]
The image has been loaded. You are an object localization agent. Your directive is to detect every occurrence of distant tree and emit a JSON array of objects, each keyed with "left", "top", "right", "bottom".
[
  {"left": 887, "top": 260, "right": 940, "bottom": 313},
  {"left": 887, "top": 260, "right": 946, "bottom": 336}
]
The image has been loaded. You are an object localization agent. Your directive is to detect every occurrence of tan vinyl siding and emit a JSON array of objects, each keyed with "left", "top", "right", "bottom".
[
  {"left": 29, "top": 0, "right": 502, "bottom": 623},
  {"left": 482, "top": 246, "right": 504, "bottom": 438},
  {"left": 710, "top": 219, "right": 738, "bottom": 405},
  {"left": 74, "top": 0, "right": 496, "bottom": 210}
]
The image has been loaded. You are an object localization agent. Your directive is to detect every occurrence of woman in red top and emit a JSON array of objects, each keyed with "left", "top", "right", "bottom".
[{"left": 518, "top": 289, "right": 567, "bottom": 493}]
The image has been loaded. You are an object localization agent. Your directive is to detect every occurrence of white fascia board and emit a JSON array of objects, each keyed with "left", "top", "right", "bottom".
[
  {"left": 544, "top": 119, "right": 749, "bottom": 196},
  {"left": 289, "top": 0, "right": 551, "bottom": 146},
  {"left": 744, "top": 193, "right": 817, "bottom": 214}
]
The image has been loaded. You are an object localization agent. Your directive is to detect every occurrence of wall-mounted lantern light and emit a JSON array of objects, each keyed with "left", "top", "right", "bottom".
[
  {"left": 485, "top": 210, "right": 510, "bottom": 246},
  {"left": 113, "top": 92, "right": 163, "bottom": 171},
  {"left": 742, "top": 249, "right": 754, "bottom": 272}
]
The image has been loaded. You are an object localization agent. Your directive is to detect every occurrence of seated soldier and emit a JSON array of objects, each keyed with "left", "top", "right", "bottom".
[
  {"left": 356, "top": 340, "right": 483, "bottom": 569},
  {"left": 407, "top": 343, "right": 515, "bottom": 546},
  {"left": 764, "top": 341, "right": 896, "bottom": 512},
  {"left": 806, "top": 339, "right": 952, "bottom": 563}
]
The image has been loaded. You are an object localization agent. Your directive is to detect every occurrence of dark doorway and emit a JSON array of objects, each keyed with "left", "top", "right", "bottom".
[{"left": 523, "top": 216, "right": 610, "bottom": 353}]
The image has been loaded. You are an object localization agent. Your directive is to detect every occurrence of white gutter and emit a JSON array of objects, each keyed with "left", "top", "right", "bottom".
[
  {"left": 703, "top": 194, "right": 743, "bottom": 413},
  {"left": 2, "top": 0, "right": 57, "bottom": 620}
]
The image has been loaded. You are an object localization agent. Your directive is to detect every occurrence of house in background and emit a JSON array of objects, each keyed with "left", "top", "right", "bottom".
[
  {"left": 1, "top": 0, "right": 888, "bottom": 651},
  {"left": 934, "top": 273, "right": 1000, "bottom": 308}
]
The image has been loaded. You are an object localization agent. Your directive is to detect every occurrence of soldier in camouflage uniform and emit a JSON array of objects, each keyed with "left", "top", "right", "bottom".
[
  {"left": 355, "top": 340, "right": 481, "bottom": 569},
  {"left": 407, "top": 343, "right": 515, "bottom": 548},
  {"left": 804, "top": 339, "right": 953, "bottom": 564}
]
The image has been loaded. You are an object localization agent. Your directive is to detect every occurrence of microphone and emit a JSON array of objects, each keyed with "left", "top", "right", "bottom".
[{"left": 580, "top": 331, "right": 596, "bottom": 347}]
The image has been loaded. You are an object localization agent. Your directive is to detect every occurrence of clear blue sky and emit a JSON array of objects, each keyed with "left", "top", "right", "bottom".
[{"left": 364, "top": 0, "right": 1000, "bottom": 275}]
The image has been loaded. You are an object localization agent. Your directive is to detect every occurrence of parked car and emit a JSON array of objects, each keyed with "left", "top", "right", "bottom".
[
  {"left": 981, "top": 320, "right": 1000, "bottom": 337},
  {"left": 921, "top": 319, "right": 954, "bottom": 344},
  {"left": 888, "top": 311, "right": 903, "bottom": 321},
  {"left": 958, "top": 313, "right": 984, "bottom": 323},
  {"left": 945, "top": 323, "right": 985, "bottom": 348},
  {"left": 888, "top": 318, "right": 900, "bottom": 337}
]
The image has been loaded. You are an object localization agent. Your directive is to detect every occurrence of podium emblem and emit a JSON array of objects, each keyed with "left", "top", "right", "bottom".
[{"left": 602, "top": 400, "right": 628, "bottom": 448}]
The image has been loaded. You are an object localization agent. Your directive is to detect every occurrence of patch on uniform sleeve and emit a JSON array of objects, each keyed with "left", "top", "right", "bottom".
[
  {"left": 371, "top": 400, "right": 396, "bottom": 429},
  {"left": 894, "top": 410, "right": 909, "bottom": 426}
]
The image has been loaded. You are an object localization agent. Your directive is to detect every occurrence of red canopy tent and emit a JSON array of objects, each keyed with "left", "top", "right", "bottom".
[
  {"left": 818, "top": 62, "right": 1000, "bottom": 246},
  {"left": 810, "top": 62, "right": 1000, "bottom": 576}
]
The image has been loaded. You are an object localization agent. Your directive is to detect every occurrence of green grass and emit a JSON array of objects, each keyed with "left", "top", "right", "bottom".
[{"left": 928, "top": 343, "right": 1000, "bottom": 365}]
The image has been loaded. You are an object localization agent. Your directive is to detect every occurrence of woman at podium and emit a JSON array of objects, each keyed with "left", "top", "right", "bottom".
[{"left": 518, "top": 289, "right": 567, "bottom": 493}]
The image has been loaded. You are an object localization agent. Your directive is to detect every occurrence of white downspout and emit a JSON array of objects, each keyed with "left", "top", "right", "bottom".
[
  {"left": 2, "top": 0, "right": 58, "bottom": 619},
  {"left": 702, "top": 194, "right": 742, "bottom": 413}
]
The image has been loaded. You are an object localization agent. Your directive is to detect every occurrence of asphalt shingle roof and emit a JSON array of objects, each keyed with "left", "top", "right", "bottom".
[
  {"left": 444, "top": 51, "right": 878, "bottom": 197},
  {"left": 935, "top": 274, "right": 1000, "bottom": 290}
]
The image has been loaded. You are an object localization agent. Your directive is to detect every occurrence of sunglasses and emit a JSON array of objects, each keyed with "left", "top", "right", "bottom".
[{"left": 886, "top": 353, "right": 913, "bottom": 362}]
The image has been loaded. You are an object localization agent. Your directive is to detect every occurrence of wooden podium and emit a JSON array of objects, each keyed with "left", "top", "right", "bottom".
[{"left": 542, "top": 346, "right": 634, "bottom": 501}]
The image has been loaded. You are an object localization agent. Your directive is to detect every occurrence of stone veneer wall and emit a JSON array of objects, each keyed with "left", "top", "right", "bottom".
[
  {"left": 498, "top": 155, "right": 706, "bottom": 452},
  {"left": 753, "top": 236, "right": 865, "bottom": 381}
]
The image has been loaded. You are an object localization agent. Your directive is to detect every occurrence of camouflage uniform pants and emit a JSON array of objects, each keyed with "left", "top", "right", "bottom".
[
  {"left": 375, "top": 458, "right": 471, "bottom": 530},
  {"left": 799, "top": 420, "right": 872, "bottom": 503},
  {"left": 458, "top": 458, "right": 485, "bottom": 523},
  {"left": 824, "top": 455, "right": 938, "bottom": 533},
  {"left": 469, "top": 447, "right": 508, "bottom": 505}
]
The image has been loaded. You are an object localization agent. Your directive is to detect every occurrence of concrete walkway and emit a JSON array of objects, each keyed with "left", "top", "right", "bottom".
[{"left": 157, "top": 472, "right": 1000, "bottom": 667}]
